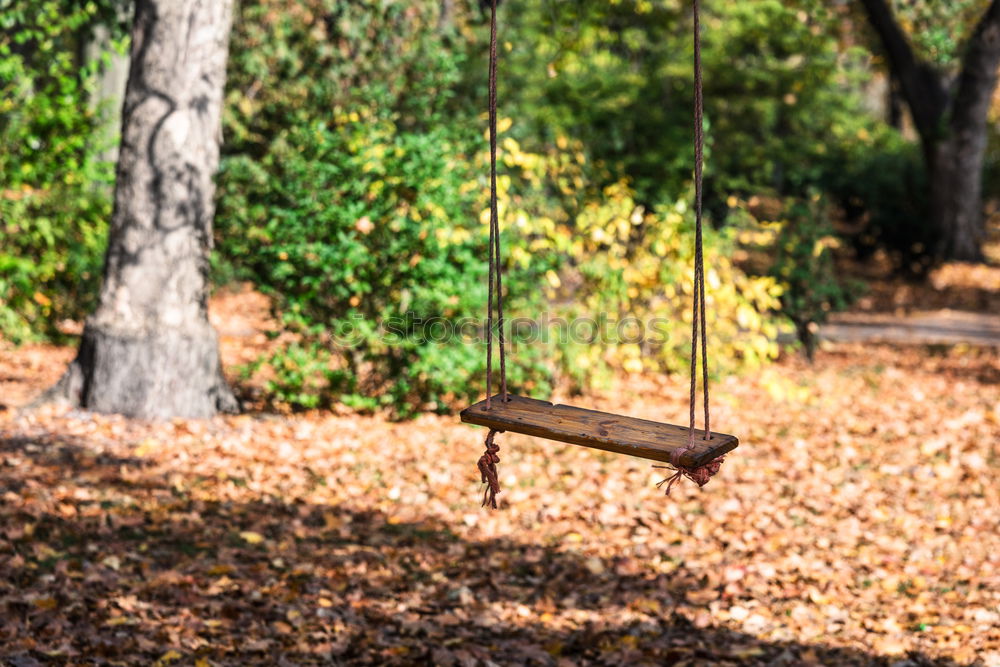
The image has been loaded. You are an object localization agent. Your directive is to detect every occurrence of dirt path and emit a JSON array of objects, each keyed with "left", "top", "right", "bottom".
[{"left": 821, "top": 309, "right": 1000, "bottom": 346}]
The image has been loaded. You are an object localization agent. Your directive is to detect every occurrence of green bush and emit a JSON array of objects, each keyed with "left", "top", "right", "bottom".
[
  {"left": 0, "top": 1, "right": 123, "bottom": 342},
  {"left": 218, "top": 0, "right": 790, "bottom": 415},
  {"left": 821, "top": 131, "right": 931, "bottom": 273},
  {"left": 222, "top": 0, "right": 464, "bottom": 147},
  {"left": 0, "top": 187, "right": 110, "bottom": 342},
  {"left": 220, "top": 112, "right": 785, "bottom": 414},
  {"left": 737, "top": 195, "right": 858, "bottom": 359},
  {"left": 496, "top": 132, "right": 783, "bottom": 385},
  {"left": 465, "top": 0, "right": 880, "bottom": 207},
  {"left": 218, "top": 113, "right": 519, "bottom": 416},
  {"left": 218, "top": 0, "right": 535, "bottom": 416}
]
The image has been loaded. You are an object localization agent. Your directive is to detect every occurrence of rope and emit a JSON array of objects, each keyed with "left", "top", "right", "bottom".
[
  {"left": 689, "top": 0, "right": 710, "bottom": 446},
  {"left": 484, "top": 0, "right": 508, "bottom": 411},
  {"left": 478, "top": 429, "right": 502, "bottom": 508},
  {"left": 476, "top": 0, "right": 723, "bottom": 503},
  {"left": 656, "top": 0, "right": 724, "bottom": 493},
  {"left": 653, "top": 453, "right": 725, "bottom": 496},
  {"left": 479, "top": 0, "right": 507, "bottom": 509}
]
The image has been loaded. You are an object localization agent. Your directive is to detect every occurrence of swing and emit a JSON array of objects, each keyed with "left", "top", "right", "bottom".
[{"left": 463, "top": 0, "right": 738, "bottom": 507}]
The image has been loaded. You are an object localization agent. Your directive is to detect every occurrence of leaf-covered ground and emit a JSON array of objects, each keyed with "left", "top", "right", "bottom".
[{"left": 1, "top": 292, "right": 998, "bottom": 665}]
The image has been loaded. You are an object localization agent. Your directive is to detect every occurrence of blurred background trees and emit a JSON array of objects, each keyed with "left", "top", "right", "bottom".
[
  {"left": 0, "top": 1, "right": 127, "bottom": 341},
  {"left": 860, "top": 0, "right": 999, "bottom": 262},
  {"left": 2, "top": 0, "right": 998, "bottom": 416}
]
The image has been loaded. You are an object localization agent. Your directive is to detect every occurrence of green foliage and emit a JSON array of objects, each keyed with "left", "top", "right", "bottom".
[
  {"left": 739, "top": 195, "right": 858, "bottom": 359},
  {"left": 822, "top": 130, "right": 931, "bottom": 273},
  {"left": 0, "top": 189, "right": 110, "bottom": 342},
  {"left": 215, "top": 0, "right": 830, "bottom": 414},
  {"left": 251, "top": 342, "right": 344, "bottom": 411},
  {"left": 473, "top": 0, "right": 690, "bottom": 200},
  {"left": 0, "top": 1, "right": 123, "bottom": 341},
  {"left": 219, "top": 67, "right": 784, "bottom": 414},
  {"left": 223, "top": 0, "right": 463, "bottom": 150},
  {"left": 702, "top": 0, "right": 876, "bottom": 199},
  {"left": 887, "top": 0, "right": 994, "bottom": 67},
  {"left": 471, "top": 0, "right": 878, "bottom": 207},
  {"left": 13, "top": 0, "right": 977, "bottom": 417},
  {"left": 496, "top": 131, "right": 783, "bottom": 387},
  {"left": 218, "top": 112, "right": 506, "bottom": 416},
  {"left": 219, "top": 1, "right": 514, "bottom": 415}
]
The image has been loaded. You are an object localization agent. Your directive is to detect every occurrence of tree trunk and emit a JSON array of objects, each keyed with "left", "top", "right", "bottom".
[
  {"left": 930, "top": 0, "right": 1000, "bottom": 262},
  {"left": 859, "top": 0, "right": 1000, "bottom": 263},
  {"left": 44, "top": 0, "right": 237, "bottom": 419},
  {"left": 927, "top": 134, "right": 988, "bottom": 262}
]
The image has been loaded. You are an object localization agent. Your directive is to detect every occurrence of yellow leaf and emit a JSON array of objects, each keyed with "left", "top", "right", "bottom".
[
  {"left": 134, "top": 438, "right": 159, "bottom": 456},
  {"left": 156, "top": 650, "right": 183, "bottom": 666},
  {"left": 105, "top": 615, "right": 135, "bottom": 626},
  {"left": 733, "top": 647, "right": 766, "bottom": 658},
  {"left": 33, "top": 597, "right": 58, "bottom": 610},
  {"left": 623, "top": 358, "right": 643, "bottom": 374},
  {"left": 33, "top": 291, "right": 51, "bottom": 307},
  {"left": 240, "top": 531, "right": 265, "bottom": 545}
]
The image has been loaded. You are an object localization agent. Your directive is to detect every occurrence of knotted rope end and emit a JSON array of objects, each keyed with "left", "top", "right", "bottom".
[
  {"left": 653, "top": 445, "right": 725, "bottom": 496},
  {"left": 477, "top": 429, "right": 503, "bottom": 509}
]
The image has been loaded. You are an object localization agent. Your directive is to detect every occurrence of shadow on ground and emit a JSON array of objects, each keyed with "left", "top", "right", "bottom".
[{"left": 0, "top": 431, "right": 965, "bottom": 666}]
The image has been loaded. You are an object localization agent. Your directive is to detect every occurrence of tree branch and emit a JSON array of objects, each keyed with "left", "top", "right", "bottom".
[
  {"left": 951, "top": 0, "right": 1000, "bottom": 132},
  {"left": 858, "top": 0, "right": 949, "bottom": 141}
]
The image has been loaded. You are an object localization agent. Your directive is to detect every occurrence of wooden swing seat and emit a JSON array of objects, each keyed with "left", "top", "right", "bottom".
[{"left": 461, "top": 394, "right": 738, "bottom": 468}]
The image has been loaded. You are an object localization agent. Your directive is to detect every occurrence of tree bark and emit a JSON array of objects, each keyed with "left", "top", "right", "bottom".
[
  {"left": 44, "top": 0, "right": 237, "bottom": 419},
  {"left": 859, "top": 0, "right": 1000, "bottom": 262},
  {"left": 935, "top": 0, "right": 1000, "bottom": 260},
  {"left": 929, "top": 136, "right": 989, "bottom": 262}
]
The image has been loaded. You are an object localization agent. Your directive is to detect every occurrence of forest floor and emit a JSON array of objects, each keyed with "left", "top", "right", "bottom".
[{"left": 1, "top": 275, "right": 999, "bottom": 666}]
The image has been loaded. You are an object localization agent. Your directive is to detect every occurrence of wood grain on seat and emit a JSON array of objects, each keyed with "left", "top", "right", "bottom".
[{"left": 461, "top": 394, "right": 738, "bottom": 468}]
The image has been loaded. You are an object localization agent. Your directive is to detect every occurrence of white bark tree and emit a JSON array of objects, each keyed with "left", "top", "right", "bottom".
[{"left": 47, "top": 0, "right": 237, "bottom": 418}]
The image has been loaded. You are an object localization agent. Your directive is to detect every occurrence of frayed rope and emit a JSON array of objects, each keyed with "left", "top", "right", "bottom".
[
  {"left": 477, "top": 429, "right": 502, "bottom": 509},
  {"left": 653, "top": 446, "right": 725, "bottom": 496}
]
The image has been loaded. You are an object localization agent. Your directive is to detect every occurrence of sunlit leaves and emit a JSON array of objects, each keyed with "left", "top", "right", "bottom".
[
  {"left": 0, "top": 1, "right": 120, "bottom": 340},
  {"left": 889, "top": 0, "right": 994, "bottom": 67},
  {"left": 0, "top": 327, "right": 997, "bottom": 662}
]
